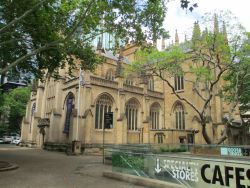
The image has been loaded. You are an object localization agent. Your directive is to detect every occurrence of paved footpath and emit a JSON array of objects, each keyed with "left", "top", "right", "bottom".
[{"left": 0, "top": 144, "right": 143, "bottom": 188}]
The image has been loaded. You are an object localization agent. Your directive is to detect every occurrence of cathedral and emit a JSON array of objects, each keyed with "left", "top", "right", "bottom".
[{"left": 20, "top": 20, "right": 248, "bottom": 150}]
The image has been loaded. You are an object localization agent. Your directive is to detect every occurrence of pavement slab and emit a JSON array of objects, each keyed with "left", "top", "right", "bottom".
[{"left": 0, "top": 144, "right": 144, "bottom": 188}]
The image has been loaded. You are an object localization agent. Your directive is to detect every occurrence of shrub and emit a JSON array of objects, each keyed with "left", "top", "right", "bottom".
[
  {"left": 112, "top": 152, "right": 144, "bottom": 170},
  {"left": 160, "top": 147, "right": 169, "bottom": 152},
  {"left": 159, "top": 147, "right": 187, "bottom": 153}
]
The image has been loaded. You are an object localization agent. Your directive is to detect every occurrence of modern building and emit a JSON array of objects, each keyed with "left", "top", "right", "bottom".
[{"left": 0, "top": 73, "right": 27, "bottom": 92}]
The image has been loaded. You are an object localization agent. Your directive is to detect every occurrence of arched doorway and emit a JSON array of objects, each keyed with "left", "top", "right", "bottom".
[{"left": 37, "top": 118, "right": 50, "bottom": 148}]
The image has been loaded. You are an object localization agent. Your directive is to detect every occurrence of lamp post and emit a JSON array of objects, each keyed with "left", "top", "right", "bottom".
[
  {"left": 73, "top": 68, "right": 84, "bottom": 155},
  {"left": 103, "top": 112, "right": 113, "bottom": 164}
]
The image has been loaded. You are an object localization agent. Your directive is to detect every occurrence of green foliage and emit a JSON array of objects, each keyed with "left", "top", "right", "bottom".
[
  {"left": 223, "top": 32, "right": 250, "bottom": 112},
  {"left": 128, "top": 12, "right": 246, "bottom": 145},
  {"left": 0, "top": 124, "right": 8, "bottom": 137},
  {"left": 180, "top": 0, "right": 198, "bottom": 12},
  {"left": 189, "top": 66, "right": 213, "bottom": 82},
  {"left": 128, "top": 46, "right": 187, "bottom": 77},
  {"left": 0, "top": 0, "right": 168, "bottom": 78},
  {"left": 160, "top": 147, "right": 187, "bottom": 153},
  {"left": 0, "top": 87, "right": 31, "bottom": 134}
]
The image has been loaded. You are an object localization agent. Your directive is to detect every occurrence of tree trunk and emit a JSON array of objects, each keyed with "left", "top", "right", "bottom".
[
  {"left": 201, "top": 122, "right": 212, "bottom": 144},
  {"left": 217, "top": 120, "right": 231, "bottom": 145},
  {"left": 216, "top": 126, "right": 228, "bottom": 145}
]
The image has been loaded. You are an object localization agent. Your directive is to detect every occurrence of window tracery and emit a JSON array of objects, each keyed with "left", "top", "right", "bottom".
[
  {"left": 126, "top": 99, "right": 139, "bottom": 131},
  {"left": 174, "top": 103, "right": 185, "bottom": 130},
  {"left": 105, "top": 69, "right": 115, "bottom": 81},
  {"left": 150, "top": 103, "right": 160, "bottom": 129},
  {"left": 95, "top": 94, "right": 113, "bottom": 129},
  {"left": 63, "top": 93, "right": 74, "bottom": 134},
  {"left": 174, "top": 75, "right": 184, "bottom": 91}
]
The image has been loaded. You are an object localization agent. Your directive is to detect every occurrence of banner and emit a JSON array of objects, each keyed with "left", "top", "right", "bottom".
[{"left": 147, "top": 155, "right": 250, "bottom": 188}]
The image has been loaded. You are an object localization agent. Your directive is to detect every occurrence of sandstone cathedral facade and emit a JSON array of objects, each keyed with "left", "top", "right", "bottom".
[{"left": 20, "top": 21, "right": 248, "bottom": 149}]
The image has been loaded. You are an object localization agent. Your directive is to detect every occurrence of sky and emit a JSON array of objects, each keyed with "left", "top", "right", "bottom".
[{"left": 159, "top": 0, "right": 250, "bottom": 49}]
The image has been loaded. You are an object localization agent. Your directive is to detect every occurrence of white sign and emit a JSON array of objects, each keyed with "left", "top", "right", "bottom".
[
  {"left": 150, "top": 156, "right": 250, "bottom": 188},
  {"left": 221, "top": 147, "right": 243, "bottom": 156}
]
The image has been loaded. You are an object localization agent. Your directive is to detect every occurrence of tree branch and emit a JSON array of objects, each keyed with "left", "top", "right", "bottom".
[
  {"left": 0, "top": 0, "right": 96, "bottom": 74},
  {"left": 157, "top": 69, "right": 202, "bottom": 117},
  {"left": 192, "top": 86, "right": 207, "bottom": 101},
  {"left": 63, "top": 0, "right": 95, "bottom": 42},
  {"left": 201, "top": 67, "right": 226, "bottom": 117},
  {"left": 0, "top": 38, "right": 19, "bottom": 46},
  {"left": 0, "top": 41, "right": 59, "bottom": 74},
  {"left": 0, "top": 0, "right": 48, "bottom": 34}
]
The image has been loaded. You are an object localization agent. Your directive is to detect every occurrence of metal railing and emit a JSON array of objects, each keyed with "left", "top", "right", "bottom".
[
  {"left": 103, "top": 143, "right": 249, "bottom": 158},
  {"left": 106, "top": 146, "right": 250, "bottom": 188}
]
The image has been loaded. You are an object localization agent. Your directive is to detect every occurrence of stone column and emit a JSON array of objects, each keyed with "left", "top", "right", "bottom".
[
  {"left": 142, "top": 82, "right": 150, "bottom": 144},
  {"left": 84, "top": 110, "right": 92, "bottom": 144},
  {"left": 115, "top": 76, "right": 127, "bottom": 144},
  {"left": 82, "top": 70, "right": 92, "bottom": 144}
]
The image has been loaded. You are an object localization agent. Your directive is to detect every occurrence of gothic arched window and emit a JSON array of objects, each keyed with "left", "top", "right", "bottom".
[
  {"left": 29, "top": 103, "right": 36, "bottom": 133},
  {"left": 95, "top": 94, "right": 113, "bottom": 129},
  {"left": 174, "top": 75, "right": 184, "bottom": 91},
  {"left": 126, "top": 99, "right": 139, "bottom": 131},
  {"left": 174, "top": 103, "right": 185, "bottom": 130},
  {"left": 124, "top": 79, "right": 133, "bottom": 86},
  {"left": 150, "top": 103, "right": 160, "bottom": 129},
  {"left": 148, "top": 77, "right": 154, "bottom": 91},
  {"left": 63, "top": 93, "right": 74, "bottom": 134},
  {"left": 105, "top": 69, "right": 115, "bottom": 81}
]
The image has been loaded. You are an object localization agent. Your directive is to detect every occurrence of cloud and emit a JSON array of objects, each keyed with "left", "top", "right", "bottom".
[{"left": 160, "top": 0, "right": 250, "bottom": 47}]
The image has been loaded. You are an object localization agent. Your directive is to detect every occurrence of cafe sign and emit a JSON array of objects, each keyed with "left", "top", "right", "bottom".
[{"left": 147, "top": 155, "right": 250, "bottom": 188}]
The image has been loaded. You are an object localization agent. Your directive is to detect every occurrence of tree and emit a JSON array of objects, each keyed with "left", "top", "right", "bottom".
[
  {"left": 0, "top": 0, "right": 170, "bottom": 80},
  {"left": 216, "top": 32, "right": 250, "bottom": 144},
  {"left": 0, "top": 87, "right": 31, "bottom": 134},
  {"left": 0, "top": 0, "right": 198, "bottom": 80},
  {"left": 128, "top": 12, "right": 247, "bottom": 144},
  {"left": 223, "top": 32, "right": 250, "bottom": 113}
]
